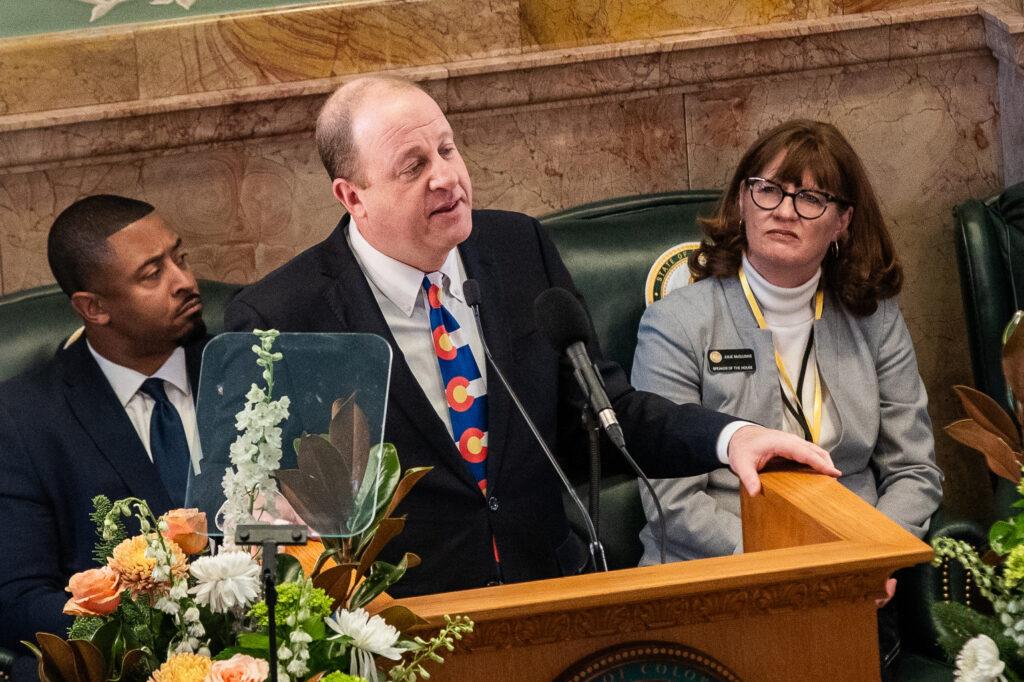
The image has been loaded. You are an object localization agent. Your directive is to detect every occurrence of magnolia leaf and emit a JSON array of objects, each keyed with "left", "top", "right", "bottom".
[
  {"left": 953, "top": 385, "right": 1021, "bottom": 450},
  {"left": 383, "top": 467, "right": 433, "bottom": 521},
  {"left": 349, "top": 443, "right": 400, "bottom": 536},
  {"left": 68, "top": 640, "right": 106, "bottom": 682},
  {"left": 349, "top": 554, "right": 417, "bottom": 609},
  {"left": 329, "top": 394, "right": 370, "bottom": 493},
  {"left": 277, "top": 435, "right": 355, "bottom": 536},
  {"left": 1004, "top": 311, "right": 1024, "bottom": 424},
  {"left": 22, "top": 640, "right": 57, "bottom": 682},
  {"left": 355, "top": 517, "right": 406, "bottom": 581},
  {"left": 276, "top": 553, "right": 304, "bottom": 584},
  {"left": 374, "top": 604, "right": 428, "bottom": 632},
  {"left": 36, "top": 633, "right": 82, "bottom": 682},
  {"left": 110, "top": 648, "right": 148, "bottom": 682},
  {"left": 945, "top": 418, "right": 1022, "bottom": 483},
  {"left": 312, "top": 562, "right": 358, "bottom": 608}
]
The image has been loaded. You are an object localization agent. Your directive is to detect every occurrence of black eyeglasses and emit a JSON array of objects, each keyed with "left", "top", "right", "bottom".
[{"left": 744, "top": 177, "right": 851, "bottom": 220}]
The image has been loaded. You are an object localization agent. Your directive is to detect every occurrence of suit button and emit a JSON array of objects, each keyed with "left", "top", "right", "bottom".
[{"left": 488, "top": 496, "right": 499, "bottom": 511}]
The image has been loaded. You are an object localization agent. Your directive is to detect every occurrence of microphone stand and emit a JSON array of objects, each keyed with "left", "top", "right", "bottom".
[
  {"left": 464, "top": 285, "right": 608, "bottom": 573},
  {"left": 235, "top": 524, "right": 309, "bottom": 682},
  {"left": 581, "top": 409, "right": 602, "bottom": 540}
]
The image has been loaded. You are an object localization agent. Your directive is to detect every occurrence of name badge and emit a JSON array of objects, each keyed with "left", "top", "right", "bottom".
[{"left": 707, "top": 348, "right": 756, "bottom": 373}]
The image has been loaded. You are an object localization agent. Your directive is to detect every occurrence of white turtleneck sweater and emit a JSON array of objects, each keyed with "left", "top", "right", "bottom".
[{"left": 741, "top": 254, "right": 838, "bottom": 449}]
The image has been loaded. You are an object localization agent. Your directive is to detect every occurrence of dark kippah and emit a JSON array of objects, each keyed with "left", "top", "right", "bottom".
[{"left": 47, "top": 195, "right": 154, "bottom": 296}]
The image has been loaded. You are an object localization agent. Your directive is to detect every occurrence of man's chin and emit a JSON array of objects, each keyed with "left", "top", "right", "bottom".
[{"left": 176, "top": 314, "right": 208, "bottom": 346}]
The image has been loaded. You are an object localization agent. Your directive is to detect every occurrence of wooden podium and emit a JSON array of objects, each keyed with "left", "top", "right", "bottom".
[{"left": 397, "top": 470, "right": 932, "bottom": 681}]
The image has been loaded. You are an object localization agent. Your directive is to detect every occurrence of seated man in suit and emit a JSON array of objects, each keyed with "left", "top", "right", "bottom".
[
  {"left": 0, "top": 195, "right": 207, "bottom": 680},
  {"left": 225, "top": 76, "right": 840, "bottom": 597}
]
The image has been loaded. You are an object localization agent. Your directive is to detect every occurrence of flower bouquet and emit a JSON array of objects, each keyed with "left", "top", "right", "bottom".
[
  {"left": 932, "top": 311, "right": 1024, "bottom": 680},
  {"left": 27, "top": 330, "right": 472, "bottom": 682}
]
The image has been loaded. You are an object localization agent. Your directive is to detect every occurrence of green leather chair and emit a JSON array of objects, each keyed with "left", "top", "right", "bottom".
[
  {"left": 0, "top": 280, "right": 241, "bottom": 383},
  {"left": 955, "top": 181, "right": 1024, "bottom": 417}
]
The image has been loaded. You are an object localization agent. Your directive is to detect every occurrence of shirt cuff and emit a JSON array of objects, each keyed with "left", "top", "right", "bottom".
[{"left": 715, "top": 421, "right": 756, "bottom": 465}]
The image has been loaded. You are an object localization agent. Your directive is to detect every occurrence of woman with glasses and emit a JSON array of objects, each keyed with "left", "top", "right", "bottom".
[{"left": 632, "top": 120, "right": 941, "bottom": 667}]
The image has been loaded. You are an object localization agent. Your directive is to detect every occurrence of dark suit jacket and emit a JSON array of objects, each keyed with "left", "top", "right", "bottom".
[
  {"left": 0, "top": 337, "right": 203, "bottom": 679},
  {"left": 225, "top": 210, "right": 734, "bottom": 596}
]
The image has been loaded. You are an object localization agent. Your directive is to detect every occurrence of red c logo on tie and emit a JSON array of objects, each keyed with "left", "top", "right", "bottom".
[
  {"left": 446, "top": 377, "right": 475, "bottom": 412},
  {"left": 458, "top": 428, "right": 487, "bottom": 463},
  {"left": 432, "top": 327, "right": 458, "bottom": 361}
]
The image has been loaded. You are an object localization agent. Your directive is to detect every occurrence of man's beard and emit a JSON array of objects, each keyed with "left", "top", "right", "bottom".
[{"left": 176, "top": 312, "right": 208, "bottom": 346}]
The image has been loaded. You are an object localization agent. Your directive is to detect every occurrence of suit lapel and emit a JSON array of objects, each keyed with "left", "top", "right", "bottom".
[
  {"left": 325, "top": 218, "right": 481, "bottom": 491},
  {"left": 59, "top": 338, "right": 174, "bottom": 511},
  {"left": 722, "top": 277, "right": 784, "bottom": 429},
  {"left": 814, "top": 292, "right": 846, "bottom": 447},
  {"left": 458, "top": 224, "right": 514, "bottom": 493}
]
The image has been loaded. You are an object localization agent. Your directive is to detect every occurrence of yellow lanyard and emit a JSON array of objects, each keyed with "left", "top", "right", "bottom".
[{"left": 738, "top": 264, "right": 824, "bottom": 445}]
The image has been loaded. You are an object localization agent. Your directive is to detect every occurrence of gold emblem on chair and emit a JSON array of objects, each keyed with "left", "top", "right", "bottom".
[{"left": 645, "top": 242, "right": 701, "bottom": 306}]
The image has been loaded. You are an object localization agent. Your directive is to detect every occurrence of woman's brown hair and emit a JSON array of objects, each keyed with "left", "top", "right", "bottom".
[{"left": 689, "top": 119, "right": 902, "bottom": 316}]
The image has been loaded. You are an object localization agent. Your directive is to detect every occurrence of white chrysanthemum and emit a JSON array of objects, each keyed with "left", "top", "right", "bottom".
[
  {"left": 327, "top": 608, "right": 403, "bottom": 682},
  {"left": 188, "top": 551, "right": 260, "bottom": 613},
  {"left": 955, "top": 635, "right": 1007, "bottom": 681}
]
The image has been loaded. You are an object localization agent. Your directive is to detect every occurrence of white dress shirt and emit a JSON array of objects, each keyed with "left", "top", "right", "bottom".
[
  {"left": 347, "top": 218, "right": 487, "bottom": 438},
  {"left": 742, "top": 254, "right": 838, "bottom": 449},
  {"left": 87, "top": 341, "right": 204, "bottom": 476}
]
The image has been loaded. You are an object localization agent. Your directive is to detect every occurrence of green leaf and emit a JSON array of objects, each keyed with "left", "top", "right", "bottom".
[
  {"left": 237, "top": 633, "right": 270, "bottom": 651},
  {"left": 303, "top": 618, "right": 326, "bottom": 641},
  {"left": 349, "top": 555, "right": 413, "bottom": 609},
  {"left": 276, "top": 553, "right": 305, "bottom": 584},
  {"left": 213, "top": 647, "right": 269, "bottom": 662},
  {"left": 989, "top": 516, "right": 1024, "bottom": 554},
  {"left": 348, "top": 443, "right": 400, "bottom": 537},
  {"left": 87, "top": 621, "right": 120, "bottom": 674},
  {"left": 932, "top": 601, "right": 1012, "bottom": 661}
]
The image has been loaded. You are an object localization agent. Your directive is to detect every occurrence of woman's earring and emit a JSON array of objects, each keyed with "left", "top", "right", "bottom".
[{"left": 831, "top": 240, "right": 840, "bottom": 259}]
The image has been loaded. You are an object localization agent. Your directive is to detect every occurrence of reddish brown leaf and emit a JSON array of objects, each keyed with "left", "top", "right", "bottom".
[
  {"left": 946, "top": 418, "right": 1022, "bottom": 482},
  {"left": 383, "top": 467, "right": 433, "bottom": 520},
  {"left": 313, "top": 563, "right": 358, "bottom": 608},
  {"left": 36, "top": 633, "right": 83, "bottom": 682},
  {"left": 954, "top": 385, "right": 1021, "bottom": 449},
  {"left": 68, "top": 640, "right": 106, "bottom": 682},
  {"left": 329, "top": 394, "right": 370, "bottom": 492},
  {"left": 374, "top": 604, "right": 428, "bottom": 631},
  {"left": 356, "top": 518, "right": 406, "bottom": 582}
]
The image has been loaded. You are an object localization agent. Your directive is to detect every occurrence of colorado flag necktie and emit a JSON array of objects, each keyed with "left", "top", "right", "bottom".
[{"left": 422, "top": 273, "right": 490, "bottom": 494}]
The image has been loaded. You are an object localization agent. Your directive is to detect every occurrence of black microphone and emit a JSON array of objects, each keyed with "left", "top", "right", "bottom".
[
  {"left": 533, "top": 288, "right": 626, "bottom": 449},
  {"left": 533, "top": 286, "right": 668, "bottom": 565},
  {"left": 463, "top": 279, "right": 608, "bottom": 573}
]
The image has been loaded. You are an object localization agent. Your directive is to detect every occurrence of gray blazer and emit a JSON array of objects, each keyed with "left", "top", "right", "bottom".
[{"left": 633, "top": 276, "right": 943, "bottom": 565}]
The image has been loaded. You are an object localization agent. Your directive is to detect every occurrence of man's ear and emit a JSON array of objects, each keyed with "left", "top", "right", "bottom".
[
  {"left": 333, "top": 178, "right": 367, "bottom": 220},
  {"left": 70, "top": 291, "right": 110, "bottom": 326}
]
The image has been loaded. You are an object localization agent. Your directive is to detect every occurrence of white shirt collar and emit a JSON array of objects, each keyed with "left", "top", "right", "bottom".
[
  {"left": 347, "top": 216, "right": 463, "bottom": 316},
  {"left": 87, "top": 341, "right": 191, "bottom": 407}
]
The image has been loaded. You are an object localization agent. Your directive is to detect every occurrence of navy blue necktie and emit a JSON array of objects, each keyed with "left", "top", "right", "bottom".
[{"left": 140, "top": 378, "right": 190, "bottom": 507}]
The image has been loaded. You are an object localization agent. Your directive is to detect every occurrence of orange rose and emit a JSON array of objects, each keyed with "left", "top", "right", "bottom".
[
  {"left": 162, "top": 508, "right": 208, "bottom": 555},
  {"left": 206, "top": 654, "right": 269, "bottom": 682},
  {"left": 63, "top": 567, "right": 121, "bottom": 617}
]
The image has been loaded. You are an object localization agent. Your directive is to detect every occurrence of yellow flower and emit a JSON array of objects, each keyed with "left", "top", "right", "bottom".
[
  {"left": 149, "top": 653, "right": 212, "bottom": 682},
  {"left": 108, "top": 535, "right": 188, "bottom": 596},
  {"left": 1005, "top": 544, "right": 1024, "bottom": 587}
]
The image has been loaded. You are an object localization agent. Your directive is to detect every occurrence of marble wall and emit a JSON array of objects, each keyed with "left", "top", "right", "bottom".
[{"left": 1, "top": 0, "right": 1023, "bottom": 515}]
